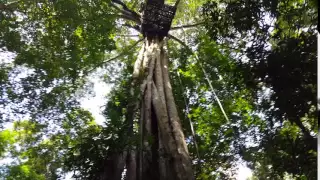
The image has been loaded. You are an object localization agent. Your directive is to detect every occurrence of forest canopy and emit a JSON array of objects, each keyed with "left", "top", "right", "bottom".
[{"left": 0, "top": 0, "right": 317, "bottom": 179}]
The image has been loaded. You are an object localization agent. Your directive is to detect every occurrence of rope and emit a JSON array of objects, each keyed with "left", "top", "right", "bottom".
[
  {"left": 176, "top": 70, "right": 201, "bottom": 166},
  {"left": 166, "top": 39, "right": 201, "bottom": 168},
  {"left": 174, "top": 22, "right": 230, "bottom": 123},
  {"left": 195, "top": 54, "right": 230, "bottom": 122}
]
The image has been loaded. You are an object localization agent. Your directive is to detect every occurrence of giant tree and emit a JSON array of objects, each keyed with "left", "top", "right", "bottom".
[
  {"left": 98, "top": 0, "right": 195, "bottom": 179},
  {"left": 0, "top": 0, "right": 205, "bottom": 179},
  {"left": 1, "top": 0, "right": 316, "bottom": 179}
]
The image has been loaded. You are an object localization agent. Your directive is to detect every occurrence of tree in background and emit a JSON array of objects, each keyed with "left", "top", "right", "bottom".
[{"left": 203, "top": 0, "right": 317, "bottom": 179}]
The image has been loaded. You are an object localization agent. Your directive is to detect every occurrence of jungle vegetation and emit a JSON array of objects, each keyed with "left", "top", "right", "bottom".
[{"left": 0, "top": 0, "right": 317, "bottom": 179}]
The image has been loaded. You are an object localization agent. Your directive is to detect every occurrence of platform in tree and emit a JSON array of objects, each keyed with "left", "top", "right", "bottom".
[{"left": 141, "top": 1, "right": 177, "bottom": 37}]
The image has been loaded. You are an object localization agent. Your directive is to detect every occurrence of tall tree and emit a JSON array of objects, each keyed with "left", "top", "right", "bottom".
[
  {"left": 0, "top": 0, "right": 316, "bottom": 179},
  {"left": 0, "top": 0, "right": 199, "bottom": 179},
  {"left": 100, "top": 0, "right": 195, "bottom": 179}
]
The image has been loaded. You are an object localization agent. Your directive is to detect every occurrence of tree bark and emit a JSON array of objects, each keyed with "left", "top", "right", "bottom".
[
  {"left": 102, "top": 37, "right": 194, "bottom": 180},
  {"left": 100, "top": 151, "right": 127, "bottom": 180},
  {"left": 140, "top": 37, "right": 194, "bottom": 180},
  {"left": 126, "top": 150, "right": 137, "bottom": 180}
]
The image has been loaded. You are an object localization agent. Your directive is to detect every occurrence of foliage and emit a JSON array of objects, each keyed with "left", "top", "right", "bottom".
[
  {"left": 0, "top": 0, "right": 317, "bottom": 179},
  {"left": 0, "top": 108, "right": 101, "bottom": 179},
  {"left": 0, "top": 0, "right": 116, "bottom": 125},
  {"left": 203, "top": 0, "right": 317, "bottom": 179}
]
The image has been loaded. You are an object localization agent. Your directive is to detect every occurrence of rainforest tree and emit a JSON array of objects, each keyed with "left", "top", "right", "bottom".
[
  {"left": 0, "top": 0, "right": 317, "bottom": 179},
  {"left": 1, "top": 0, "right": 198, "bottom": 179}
]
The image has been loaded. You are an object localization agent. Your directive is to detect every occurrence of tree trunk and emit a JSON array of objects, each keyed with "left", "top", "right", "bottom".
[
  {"left": 100, "top": 151, "right": 127, "bottom": 180},
  {"left": 126, "top": 150, "right": 137, "bottom": 180},
  {"left": 100, "top": 38, "right": 194, "bottom": 180},
  {"left": 129, "top": 37, "right": 194, "bottom": 180}
]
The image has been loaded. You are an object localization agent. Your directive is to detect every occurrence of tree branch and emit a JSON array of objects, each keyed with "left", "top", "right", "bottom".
[
  {"left": 167, "top": 34, "right": 191, "bottom": 51},
  {"left": 111, "top": 0, "right": 141, "bottom": 22},
  {"left": 111, "top": 3, "right": 131, "bottom": 16},
  {"left": 123, "top": 24, "right": 141, "bottom": 33},
  {"left": 170, "top": 22, "right": 205, "bottom": 30},
  {"left": 116, "top": 34, "right": 140, "bottom": 37},
  {"left": 0, "top": 1, "right": 18, "bottom": 11},
  {"left": 112, "top": 0, "right": 136, "bottom": 13},
  {"left": 117, "top": 14, "right": 141, "bottom": 24},
  {"left": 86, "top": 39, "right": 143, "bottom": 74},
  {"left": 174, "top": 0, "right": 181, "bottom": 7},
  {"left": 111, "top": 2, "right": 141, "bottom": 24}
]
